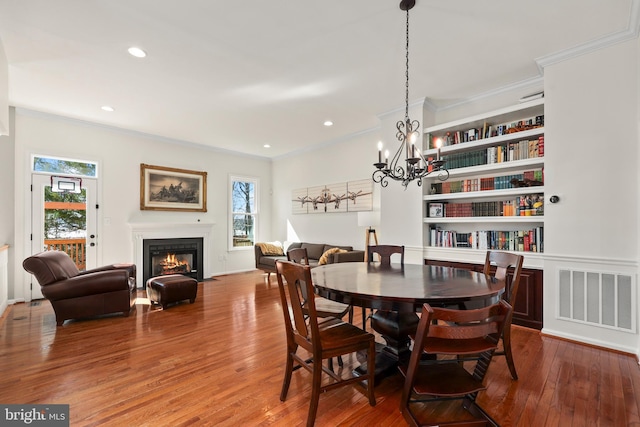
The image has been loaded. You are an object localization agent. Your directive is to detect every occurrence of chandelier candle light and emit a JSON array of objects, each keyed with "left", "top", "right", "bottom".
[{"left": 372, "top": 0, "right": 448, "bottom": 188}]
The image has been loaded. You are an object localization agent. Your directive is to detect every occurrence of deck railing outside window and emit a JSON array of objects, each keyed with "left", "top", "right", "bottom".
[{"left": 44, "top": 239, "right": 86, "bottom": 270}]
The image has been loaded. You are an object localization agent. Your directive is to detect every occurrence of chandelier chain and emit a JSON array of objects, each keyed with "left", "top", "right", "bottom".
[{"left": 405, "top": 9, "right": 410, "bottom": 120}]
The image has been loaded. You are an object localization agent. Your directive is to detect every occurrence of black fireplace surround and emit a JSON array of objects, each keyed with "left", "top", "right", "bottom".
[{"left": 142, "top": 237, "right": 204, "bottom": 287}]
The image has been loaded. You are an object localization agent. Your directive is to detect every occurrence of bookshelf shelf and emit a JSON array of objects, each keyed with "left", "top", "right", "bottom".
[
  {"left": 423, "top": 216, "right": 544, "bottom": 224},
  {"left": 424, "top": 127, "right": 544, "bottom": 157},
  {"left": 427, "top": 158, "right": 545, "bottom": 180},
  {"left": 424, "top": 186, "right": 545, "bottom": 202},
  {"left": 422, "top": 99, "right": 545, "bottom": 257}
]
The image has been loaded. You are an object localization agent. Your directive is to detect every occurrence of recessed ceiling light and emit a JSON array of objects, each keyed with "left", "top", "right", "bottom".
[
  {"left": 263, "top": 144, "right": 271, "bottom": 148},
  {"left": 324, "top": 120, "right": 333, "bottom": 127},
  {"left": 101, "top": 105, "right": 114, "bottom": 112},
  {"left": 128, "top": 47, "right": 146, "bottom": 58}
]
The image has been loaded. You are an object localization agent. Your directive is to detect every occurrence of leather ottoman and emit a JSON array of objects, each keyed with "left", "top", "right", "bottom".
[{"left": 146, "top": 274, "right": 198, "bottom": 309}]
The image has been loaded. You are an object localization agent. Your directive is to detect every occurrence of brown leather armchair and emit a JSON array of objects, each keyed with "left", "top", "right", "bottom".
[{"left": 23, "top": 251, "right": 137, "bottom": 326}]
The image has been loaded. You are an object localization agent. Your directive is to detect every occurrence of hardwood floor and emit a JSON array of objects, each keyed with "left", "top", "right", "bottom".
[{"left": 1, "top": 270, "right": 639, "bottom": 426}]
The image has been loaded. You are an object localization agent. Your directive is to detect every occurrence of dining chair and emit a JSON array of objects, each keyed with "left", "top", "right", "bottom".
[
  {"left": 483, "top": 250, "right": 524, "bottom": 380},
  {"left": 363, "top": 245, "right": 405, "bottom": 330},
  {"left": 287, "top": 247, "right": 354, "bottom": 369},
  {"left": 275, "top": 260, "right": 376, "bottom": 427},
  {"left": 368, "top": 244, "right": 404, "bottom": 267},
  {"left": 399, "top": 300, "right": 512, "bottom": 427}
]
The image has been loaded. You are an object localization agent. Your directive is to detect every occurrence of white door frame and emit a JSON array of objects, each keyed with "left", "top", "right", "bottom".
[{"left": 29, "top": 173, "right": 99, "bottom": 300}]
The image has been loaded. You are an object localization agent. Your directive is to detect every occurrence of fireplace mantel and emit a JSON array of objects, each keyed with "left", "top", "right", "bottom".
[{"left": 129, "top": 222, "right": 214, "bottom": 286}]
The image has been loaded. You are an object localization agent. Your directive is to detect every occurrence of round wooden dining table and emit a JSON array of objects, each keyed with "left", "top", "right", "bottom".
[{"left": 311, "top": 262, "right": 505, "bottom": 381}]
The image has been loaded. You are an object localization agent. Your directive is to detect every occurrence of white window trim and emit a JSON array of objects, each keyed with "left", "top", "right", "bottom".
[{"left": 229, "top": 175, "right": 259, "bottom": 251}]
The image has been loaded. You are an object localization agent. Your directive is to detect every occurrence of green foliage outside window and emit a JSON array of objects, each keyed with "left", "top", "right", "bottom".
[
  {"left": 33, "top": 156, "right": 97, "bottom": 177},
  {"left": 231, "top": 179, "right": 256, "bottom": 247},
  {"left": 44, "top": 187, "right": 87, "bottom": 239}
]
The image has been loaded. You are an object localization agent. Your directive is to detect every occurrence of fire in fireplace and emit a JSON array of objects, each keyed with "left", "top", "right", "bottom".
[
  {"left": 156, "top": 253, "right": 191, "bottom": 276},
  {"left": 142, "top": 237, "right": 204, "bottom": 287}
]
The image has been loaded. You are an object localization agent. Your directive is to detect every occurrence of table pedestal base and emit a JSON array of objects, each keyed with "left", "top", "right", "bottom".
[{"left": 354, "top": 310, "right": 419, "bottom": 383}]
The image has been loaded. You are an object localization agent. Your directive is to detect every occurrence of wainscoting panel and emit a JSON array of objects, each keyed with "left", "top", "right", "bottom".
[{"left": 558, "top": 267, "right": 635, "bottom": 333}]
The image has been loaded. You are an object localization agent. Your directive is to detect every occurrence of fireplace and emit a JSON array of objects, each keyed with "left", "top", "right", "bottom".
[{"left": 142, "top": 237, "right": 204, "bottom": 287}]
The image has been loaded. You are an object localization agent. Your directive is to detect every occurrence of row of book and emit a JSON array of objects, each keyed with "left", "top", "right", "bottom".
[
  {"left": 434, "top": 195, "right": 544, "bottom": 218},
  {"left": 439, "top": 138, "right": 544, "bottom": 170},
  {"left": 487, "top": 136, "right": 544, "bottom": 164},
  {"left": 429, "top": 169, "right": 543, "bottom": 194},
  {"left": 429, "top": 227, "right": 544, "bottom": 252},
  {"left": 426, "top": 115, "right": 544, "bottom": 149}
]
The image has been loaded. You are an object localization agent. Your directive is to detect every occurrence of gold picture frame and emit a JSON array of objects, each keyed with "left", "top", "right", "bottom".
[{"left": 140, "top": 164, "right": 207, "bottom": 212}]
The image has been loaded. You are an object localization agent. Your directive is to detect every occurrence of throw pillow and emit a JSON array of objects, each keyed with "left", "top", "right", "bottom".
[
  {"left": 257, "top": 242, "right": 284, "bottom": 256},
  {"left": 318, "top": 247, "right": 347, "bottom": 265}
]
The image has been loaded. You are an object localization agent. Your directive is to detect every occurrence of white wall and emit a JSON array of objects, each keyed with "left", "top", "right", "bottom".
[
  {"left": 544, "top": 41, "right": 637, "bottom": 260},
  {"left": 270, "top": 101, "right": 457, "bottom": 265},
  {"left": 0, "top": 38, "right": 8, "bottom": 136},
  {"left": 0, "top": 108, "right": 14, "bottom": 299},
  {"left": 12, "top": 110, "right": 272, "bottom": 301},
  {"left": 542, "top": 39, "right": 639, "bottom": 355},
  {"left": 272, "top": 130, "right": 382, "bottom": 252}
]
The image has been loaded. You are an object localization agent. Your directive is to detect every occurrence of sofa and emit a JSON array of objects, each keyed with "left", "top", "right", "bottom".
[
  {"left": 255, "top": 241, "right": 365, "bottom": 278},
  {"left": 23, "top": 250, "right": 137, "bottom": 326}
]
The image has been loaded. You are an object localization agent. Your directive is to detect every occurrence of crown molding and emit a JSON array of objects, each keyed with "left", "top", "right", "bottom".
[
  {"left": 433, "top": 76, "right": 544, "bottom": 113},
  {"left": 536, "top": 0, "right": 640, "bottom": 72}
]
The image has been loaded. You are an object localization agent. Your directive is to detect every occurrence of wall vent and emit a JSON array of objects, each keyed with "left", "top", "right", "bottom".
[{"left": 558, "top": 269, "right": 635, "bottom": 333}]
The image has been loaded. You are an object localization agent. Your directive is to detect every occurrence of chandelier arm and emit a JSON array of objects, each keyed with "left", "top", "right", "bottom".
[{"left": 372, "top": 169, "right": 390, "bottom": 187}]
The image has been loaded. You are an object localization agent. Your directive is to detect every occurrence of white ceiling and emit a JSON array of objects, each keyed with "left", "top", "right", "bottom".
[{"left": 0, "top": 0, "right": 636, "bottom": 158}]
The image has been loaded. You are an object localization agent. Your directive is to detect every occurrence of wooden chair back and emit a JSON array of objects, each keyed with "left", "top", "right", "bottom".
[
  {"left": 287, "top": 247, "right": 310, "bottom": 266},
  {"left": 400, "top": 300, "right": 512, "bottom": 426},
  {"left": 368, "top": 245, "right": 404, "bottom": 267},
  {"left": 483, "top": 250, "right": 524, "bottom": 380},
  {"left": 285, "top": 249, "right": 353, "bottom": 329},
  {"left": 483, "top": 250, "right": 524, "bottom": 305},
  {"left": 276, "top": 260, "right": 318, "bottom": 348}
]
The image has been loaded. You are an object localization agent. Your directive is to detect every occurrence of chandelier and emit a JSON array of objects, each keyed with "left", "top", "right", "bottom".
[{"left": 372, "top": 0, "right": 448, "bottom": 188}]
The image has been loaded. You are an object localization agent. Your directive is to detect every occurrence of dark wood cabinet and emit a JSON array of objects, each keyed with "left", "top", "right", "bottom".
[{"left": 424, "top": 259, "right": 543, "bottom": 330}]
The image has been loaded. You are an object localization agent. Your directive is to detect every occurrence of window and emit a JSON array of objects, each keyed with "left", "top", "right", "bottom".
[
  {"left": 32, "top": 155, "right": 98, "bottom": 177},
  {"left": 230, "top": 176, "right": 258, "bottom": 250}
]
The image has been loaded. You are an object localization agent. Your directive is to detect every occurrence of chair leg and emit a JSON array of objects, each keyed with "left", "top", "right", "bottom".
[
  {"left": 462, "top": 396, "right": 500, "bottom": 426},
  {"left": 348, "top": 306, "right": 354, "bottom": 324},
  {"left": 502, "top": 327, "right": 518, "bottom": 380},
  {"left": 280, "top": 350, "right": 295, "bottom": 401},
  {"left": 307, "top": 362, "right": 323, "bottom": 427},
  {"left": 362, "top": 308, "right": 367, "bottom": 331}
]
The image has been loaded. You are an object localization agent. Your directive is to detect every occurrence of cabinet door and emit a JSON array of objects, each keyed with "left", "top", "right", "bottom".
[{"left": 510, "top": 268, "right": 543, "bottom": 330}]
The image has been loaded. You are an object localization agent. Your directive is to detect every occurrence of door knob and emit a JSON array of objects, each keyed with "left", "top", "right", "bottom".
[
  {"left": 90, "top": 243, "right": 96, "bottom": 247},
  {"left": 90, "top": 234, "right": 95, "bottom": 239}
]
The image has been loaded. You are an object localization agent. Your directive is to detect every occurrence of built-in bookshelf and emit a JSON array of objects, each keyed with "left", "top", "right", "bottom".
[{"left": 422, "top": 98, "right": 545, "bottom": 266}]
